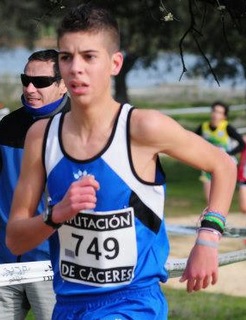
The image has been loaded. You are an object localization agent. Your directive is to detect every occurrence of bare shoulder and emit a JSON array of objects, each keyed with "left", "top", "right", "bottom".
[
  {"left": 130, "top": 108, "right": 185, "bottom": 145},
  {"left": 131, "top": 108, "right": 165, "bottom": 123},
  {"left": 23, "top": 119, "right": 51, "bottom": 162},
  {"left": 25, "top": 118, "right": 50, "bottom": 144}
]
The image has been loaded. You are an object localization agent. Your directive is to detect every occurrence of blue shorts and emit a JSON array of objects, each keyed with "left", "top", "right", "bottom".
[{"left": 52, "top": 283, "right": 168, "bottom": 320}]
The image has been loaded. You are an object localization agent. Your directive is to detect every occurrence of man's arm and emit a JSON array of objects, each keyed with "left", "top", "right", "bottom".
[
  {"left": 131, "top": 109, "right": 237, "bottom": 292},
  {"left": 6, "top": 120, "right": 54, "bottom": 254},
  {"left": 6, "top": 119, "right": 100, "bottom": 255},
  {"left": 132, "top": 109, "right": 236, "bottom": 213}
]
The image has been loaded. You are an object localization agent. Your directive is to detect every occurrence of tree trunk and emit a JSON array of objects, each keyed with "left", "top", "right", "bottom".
[
  {"left": 114, "top": 53, "right": 139, "bottom": 104},
  {"left": 114, "top": 72, "right": 129, "bottom": 103}
]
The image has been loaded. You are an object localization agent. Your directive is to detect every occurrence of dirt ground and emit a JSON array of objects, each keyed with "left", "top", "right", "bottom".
[{"left": 165, "top": 212, "right": 246, "bottom": 297}]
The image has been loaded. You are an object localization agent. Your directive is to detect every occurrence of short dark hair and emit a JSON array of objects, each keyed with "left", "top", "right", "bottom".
[
  {"left": 211, "top": 101, "right": 229, "bottom": 117},
  {"left": 26, "top": 49, "right": 61, "bottom": 80},
  {"left": 57, "top": 3, "right": 120, "bottom": 52}
]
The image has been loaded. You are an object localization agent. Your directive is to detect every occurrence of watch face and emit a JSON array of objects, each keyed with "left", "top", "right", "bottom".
[
  {"left": 43, "top": 206, "right": 62, "bottom": 229},
  {"left": 43, "top": 209, "right": 49, "bottom": 221},
  {"left": 43, "top": 207, "right": 52, "bottom": 224}
]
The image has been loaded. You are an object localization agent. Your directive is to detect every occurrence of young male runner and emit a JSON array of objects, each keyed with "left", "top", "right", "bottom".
[{"left": 7, "top": 4, "right": 237, "bottom": 319}]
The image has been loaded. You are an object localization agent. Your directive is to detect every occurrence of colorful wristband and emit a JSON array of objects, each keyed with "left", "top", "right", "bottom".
[
  {"left": 202, "top": 216, "right": 225, "bottom": 229},
  {"left": 200, "top": 219, "right": 224, "bottom": 234}
]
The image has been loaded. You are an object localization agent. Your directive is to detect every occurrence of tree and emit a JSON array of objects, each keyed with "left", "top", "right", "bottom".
[
  {"left": 160, "top": 0, "right": 246, "bottom": 87},
  {"left": 0, "top": 0, "right": 177, "bottom": 102},
  {"left": 0, "top": 0, "right": 64, "bottom": 48},
  {"left": 1, "top": 0, "right": 246, "bottom": 100}
]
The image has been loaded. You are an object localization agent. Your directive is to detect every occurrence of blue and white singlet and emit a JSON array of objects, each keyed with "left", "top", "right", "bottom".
[{"left": 43, "top": 103, "right": 169, "bottom": 297}]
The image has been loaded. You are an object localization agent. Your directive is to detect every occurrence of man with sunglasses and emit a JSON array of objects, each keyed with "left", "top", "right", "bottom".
[{"left": 0, "top": 49, "right": 70, "bottom": 320}]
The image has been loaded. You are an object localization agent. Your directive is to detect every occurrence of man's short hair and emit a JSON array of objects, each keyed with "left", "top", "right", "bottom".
[
  {"left": 57, "top": 3, "right": 120, "bottom": 53},
  {"left": 26, "top": 49, "right": 61, "bottom": 80}
]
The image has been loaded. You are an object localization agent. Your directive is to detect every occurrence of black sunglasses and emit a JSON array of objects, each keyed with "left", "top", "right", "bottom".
[{"left": 20, "top": 74, "right": 61, "bottom": 88}]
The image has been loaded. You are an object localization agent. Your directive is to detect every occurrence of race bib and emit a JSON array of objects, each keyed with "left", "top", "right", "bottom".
[{"left": 58, "top": 207, "right": 137, "bottom": 287}]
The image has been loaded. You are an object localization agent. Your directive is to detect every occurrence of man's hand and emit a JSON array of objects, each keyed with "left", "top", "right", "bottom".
[
  {"left": 179, "top": 243, "right": 218, "bottom": 292},
  {"left": 51, "top": 175, "right": 100, "bottom": 224}
]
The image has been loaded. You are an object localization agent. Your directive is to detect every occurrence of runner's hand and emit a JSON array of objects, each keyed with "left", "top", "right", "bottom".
[
  {"left": 51, "top": 175, "right": 100, "bottom": 224},
  {"left": 179, "top": 244, "right": 218, "bottom": 292}
]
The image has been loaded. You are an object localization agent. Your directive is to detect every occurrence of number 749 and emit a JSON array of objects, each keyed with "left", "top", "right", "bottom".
[{"left": 72, "top": 233, "right": 120, "bottom": 260}]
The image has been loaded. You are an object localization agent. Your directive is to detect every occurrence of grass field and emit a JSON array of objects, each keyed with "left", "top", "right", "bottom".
[
  {"left": 165, "top": 287, "right": 246, "bottom": 320},
  {"left": 162, "top": 156, "right": 240, "bottom": 216}
]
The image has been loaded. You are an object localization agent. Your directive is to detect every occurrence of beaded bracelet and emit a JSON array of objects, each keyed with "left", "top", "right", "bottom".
[
  {"left": 195, "top": 238, "right": 218, "bottom": 249},
  {"left": 200, "top": 208, "right": 226, "bottom": 219},
  {"left": 204, "top": 212, "right": 226, "bottom": 224},
  {"left": 198, "top": 227, "right": 222, "bottom": 239}
]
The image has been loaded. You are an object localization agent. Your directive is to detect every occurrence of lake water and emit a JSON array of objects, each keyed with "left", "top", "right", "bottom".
[{"left": 0, "top": 47, "right": 243, "bottom": 89}]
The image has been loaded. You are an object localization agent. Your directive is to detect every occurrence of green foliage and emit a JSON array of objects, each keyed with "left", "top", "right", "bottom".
[
  {"left": 164, "top": 287, "right": 246, "bottom": 320},
  {"left": 0, "top": 1, "right": 50, "bottom": 48},
  {"left": 26, "top": 310, "right": 35, "bottom": 320},
  {"left": 160, "top": 0, "right": 246, "bottom": 83}
]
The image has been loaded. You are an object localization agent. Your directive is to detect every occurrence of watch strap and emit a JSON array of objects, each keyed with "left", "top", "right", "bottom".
[{"left": 43, "top": 205, "right": 62, "bottom": 229}]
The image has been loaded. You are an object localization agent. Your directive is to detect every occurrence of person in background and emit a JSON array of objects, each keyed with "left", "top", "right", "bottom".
[
  {"left": 195, "top": 101, "right": 244, "bottom": 204},
  {"left": 6, "top": 4, "right": 236, "bottom": 320},
  {"left": 238, "top": 135, "right": 246, "bottom": 212},
  {"left": 237, "top": 134, "right": 246, "bottom": 245},
  {"left": 0, "top": 49, "right": 70, "bottom": 320}
]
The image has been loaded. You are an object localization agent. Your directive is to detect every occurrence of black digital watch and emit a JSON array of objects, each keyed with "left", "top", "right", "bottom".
[{"left": 43, "top": 205, "right": 62, "bottom": 229}]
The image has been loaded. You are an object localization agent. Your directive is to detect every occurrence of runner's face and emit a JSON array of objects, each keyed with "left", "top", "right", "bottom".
[
  {"left": 211, "top": 105, "right": 226, "bottom": 126},
  {"left": 58, "top": 31, "right": 122, "bottom": 106},
  {"left": 23, "top": 60, "right": 66, "bottom": 108}
]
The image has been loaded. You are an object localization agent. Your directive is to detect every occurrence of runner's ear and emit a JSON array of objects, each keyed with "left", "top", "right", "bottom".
[{"left": 111, "top": 52, "right": 123, "bottom": 76}]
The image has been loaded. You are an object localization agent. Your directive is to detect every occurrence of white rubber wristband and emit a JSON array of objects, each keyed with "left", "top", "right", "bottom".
[{"left": 195, "top": 238, "right": 218, "bottom": 249}]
